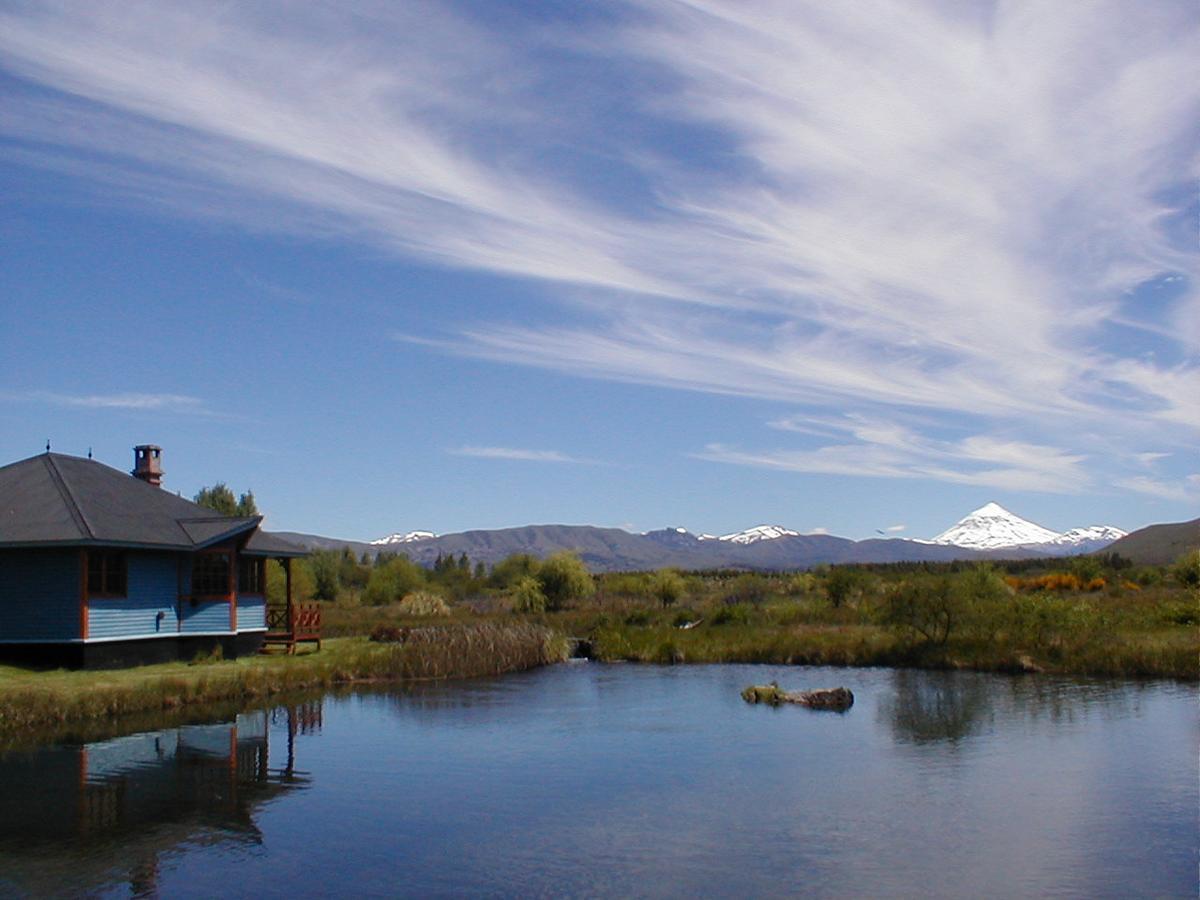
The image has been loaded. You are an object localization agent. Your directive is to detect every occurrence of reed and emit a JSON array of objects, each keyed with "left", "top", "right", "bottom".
[{"left": 0, "top": 623, "right": 568, "bottom": 734}]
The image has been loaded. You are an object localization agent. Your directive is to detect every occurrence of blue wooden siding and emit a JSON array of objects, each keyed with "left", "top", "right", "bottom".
[
  {"left": 180, "top": 599, "right": 231, "bottom": 633},
  {"left": 178, "top": 723, "right": 236, "bottom": 757},
  {"left": 88, "top": 552, "right": 178, "bottom": 641},
  {"left": 237, "top": 593, "right": 266, "bottom": 631},
  {"left": 0, "top": 549, "right": 81, "bottom": 641},
  {"left": 86, "top": 731, "right": 180, "bottom": 778}
]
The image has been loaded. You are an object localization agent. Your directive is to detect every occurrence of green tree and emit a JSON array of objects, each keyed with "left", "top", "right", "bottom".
[
  {"left": 364, "top": 556, "right": 426, "bottom": 605},
  {"left": 194, "top": 483, "right": 258, "bottom": 517},
  {"left": 1172, "top": 550, "right": 1200, "bottom": 588},
  {"left": 510, "top": 575, "right": 547, "bottom": 614},
  {"left": 488, "top": 554, "right": 541, "bottom": 590},
  {"left": 194, "top": 483, "right": 237, "bottom": 515},
  {"left": 824, "top": 567, "right": 863, "bottom": 608},
  {"left": 537, "top": 552, "right": 595, "bottom": 611},
  {"left": 883, "top": 576, "right": 958, "bottom": 644},
  {"left": 649, "top": 568, "right": 686, "bottom": 608},
  {"left": 308, "top": 549, "right": 342, "bottom": 601}
]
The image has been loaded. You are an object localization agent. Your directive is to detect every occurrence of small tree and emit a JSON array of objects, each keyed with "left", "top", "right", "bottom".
[
  {"left": 308, "top": 549, "right": 342, "bottom": 601},
  {"left": 364, "top": 556, "right": 426, "bottom": 605},
  {"left": 649, "top": 569, "right": 686, "bottom": 608},
  {"left": 824, "top": 567, "right": 862, "bottom": 608},
  {"left": 194, "top": 483, "right": 257, "bottom": 517},
  {"left": 537, "top": 552, "right": 595, "bottom": 611},
  {"left": 488, "top": 553, "right": 541, "bottom": 589},
  {"left": 883, "top": 576, "right": 959, "bottom": 645},
  {"left": 1172, "top": 550, "right": 1200, "bottom": 588},
  {"left": 510, "top": 575, "right": 547, "bottom": 614}
]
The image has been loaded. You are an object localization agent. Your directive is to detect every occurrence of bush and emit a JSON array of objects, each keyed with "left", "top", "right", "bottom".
[
  {"left": 882, "top": 576, "right": 959, "bottom": 644},
  {"left": 824, "top": 567, "right": 863, "bottom": 608},
  {"left": 397, "top": 591, "right": 451, "bottom": 617},
  {"left": 710, "top": 603, "right": 752, "bottom": 626},
  {"left": 537, "top": 552, "right": 595, "bottom": 611},
  {"left": 649, "top": 569, "right": 686, "bottom": 608},
  {"left": 1171, "top": 551, "right": 1200, "bottom": 588},
  {"left": 488, "top": 554, "right": 541, "bottom": 589},
  {"left": 721, "top": 574, "right": 768, "bottom": 605},
  {"left": 364, "top": 557, "right": 426, "bottom": 605},
  {"left": 510, "top": 575, "right": 547, "bottom": 614}
]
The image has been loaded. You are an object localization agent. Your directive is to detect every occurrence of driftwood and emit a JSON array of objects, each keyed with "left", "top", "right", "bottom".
[{"left": 741, "top": 682, "right": 854, "bottom": 711}]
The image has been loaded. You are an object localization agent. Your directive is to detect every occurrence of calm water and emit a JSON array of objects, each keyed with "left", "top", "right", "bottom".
[{"left": 0, "top": 664, "right": 1195, "bottom": 898}]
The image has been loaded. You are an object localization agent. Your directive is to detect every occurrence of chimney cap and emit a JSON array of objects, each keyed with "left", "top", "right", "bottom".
[{"left": 132, "top": 444, "right": 164, "bottom": 486}]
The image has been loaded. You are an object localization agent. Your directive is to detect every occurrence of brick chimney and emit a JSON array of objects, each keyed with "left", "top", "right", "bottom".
[{"left": 132, "top": 445, "right": 164, "bottom": 487}]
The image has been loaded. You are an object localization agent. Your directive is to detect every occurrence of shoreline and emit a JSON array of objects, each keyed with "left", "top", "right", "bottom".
[
  {"left": 2, "top": 616, "right": 1193, "bottom": 742},
  {"left": 0, "top": 623, "right": 568, "bottom": 739}
]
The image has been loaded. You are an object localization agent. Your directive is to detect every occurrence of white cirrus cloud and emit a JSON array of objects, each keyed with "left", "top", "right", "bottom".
[
  {"left": 21, "top": 391, "right": 210, "bottom": 413},
  {"left": 0, "top": 1, "right": 1196, "bottom": 496},
  {"left": 451, "top": 446, "right": 598, "bottom": 465}
]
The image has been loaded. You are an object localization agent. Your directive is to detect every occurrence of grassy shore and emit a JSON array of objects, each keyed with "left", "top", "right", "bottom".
[
  {"left": 573, "top": 615, "right": 1197, "bottom": 679},
  {"left": 0, "top": 623, "right": 568, "bottom": 736}
]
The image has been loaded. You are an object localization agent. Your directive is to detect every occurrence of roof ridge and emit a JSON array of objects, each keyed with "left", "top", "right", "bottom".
[{"left": 42, "top": 453, "right": 95, "bottom": 540}]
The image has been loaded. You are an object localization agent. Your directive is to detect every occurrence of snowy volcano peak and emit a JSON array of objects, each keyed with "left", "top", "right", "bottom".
[
  {"left": 370, "top": 530, "right": 437, "bottom": 545},
  {"left": 718, "top": 524, "right": 801, "bottom": 545},
  {"left": 931, "top": 503, "right": 1060, "bottom": 550},
  {"left": 929, "top": 504, "right": 1125, "bottom": 553}
]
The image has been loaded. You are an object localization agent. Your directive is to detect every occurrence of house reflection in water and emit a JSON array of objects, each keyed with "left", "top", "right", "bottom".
[{"left": 0, "top": 702, "right": 320, "bottom": 897}]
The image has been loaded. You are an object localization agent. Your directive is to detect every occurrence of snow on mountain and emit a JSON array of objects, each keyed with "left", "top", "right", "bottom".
[
  {"left": 1050, "top": 526, "right": 1127, "bottom": 546},
  {"left": 716, "top": 524, "right": 801, "bottom": 545},
  {"left": 370, "top": 530, "right": 437, "bottom": 545},
  {"left": 928, "top": 503, "right": 1125, "bottom": 553}
]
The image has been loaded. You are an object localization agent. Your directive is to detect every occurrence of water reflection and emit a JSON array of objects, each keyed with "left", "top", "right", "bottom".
[
  {"left": 0, "top": 702, "right": 320, "bottom": 898},
  {"left": 879, "top": 670, "right": 1143, "bottom": 746}
]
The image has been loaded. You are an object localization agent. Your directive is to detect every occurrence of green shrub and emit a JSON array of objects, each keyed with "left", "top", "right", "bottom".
[
  {"left": 710, "top": 603, "right": 752, "bottom": 626},
  {"left": 364, "top": 557, "right": 425, "bottom": 605},
  {"left": 882, "top": 576, "right": 959, "bottom": 644},
  {"left": 649, "top": 569, "right": 686, "bottom": 608},
  {"left": 537, "top": 552, "right": 595, "bottom": 610},
  {"left": 510, "top": 575, "right": 547, "bottom": 614},
  {"left": 1171, "top": 551, "right": 1200, "bottom": 588}
]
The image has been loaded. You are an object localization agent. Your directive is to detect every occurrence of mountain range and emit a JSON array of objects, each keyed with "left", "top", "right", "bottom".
[{"left": 276, "top": 503, "right": 1140, "bottom": 573}]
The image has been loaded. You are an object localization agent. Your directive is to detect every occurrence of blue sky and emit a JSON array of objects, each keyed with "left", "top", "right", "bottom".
[{"left": 1, "top": 0, "right": 1197, "bottom": 542}]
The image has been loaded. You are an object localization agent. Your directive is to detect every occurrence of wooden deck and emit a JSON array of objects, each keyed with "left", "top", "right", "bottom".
[{"left": 262, "top": 603, "right": 322, "bottom": 655}]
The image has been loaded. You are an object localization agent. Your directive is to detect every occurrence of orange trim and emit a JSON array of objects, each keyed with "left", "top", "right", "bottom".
[
  {"left": 229, "top": 549, "right": 237, "bottom": 631},
  {"left": 79, "top": 549, "right": 89, "bottom": 640}
]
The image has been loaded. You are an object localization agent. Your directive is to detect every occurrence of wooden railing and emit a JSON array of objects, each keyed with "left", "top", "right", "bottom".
[{"left": 262, "top": 603, "right": 322, "bottom": 654}]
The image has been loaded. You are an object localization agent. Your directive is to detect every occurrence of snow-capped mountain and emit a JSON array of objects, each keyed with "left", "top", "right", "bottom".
[
  {"left": 713, "top": 525, "right": 801, "bottom": 545},
  {"left": 370, "top": 530, "right": 437, "bottom": 546},
  {"left": 928, "top": 503, "right": 1125, "bottom": 554}
]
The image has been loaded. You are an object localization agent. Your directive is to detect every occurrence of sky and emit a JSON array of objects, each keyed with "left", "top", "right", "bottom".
[{"left": 0, "top": 0, "right": 1197, "bottom": 543}]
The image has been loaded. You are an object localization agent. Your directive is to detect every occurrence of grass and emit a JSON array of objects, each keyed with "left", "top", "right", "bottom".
[{"left": 0, "top": 623, "right": 568, "bottom": 736}]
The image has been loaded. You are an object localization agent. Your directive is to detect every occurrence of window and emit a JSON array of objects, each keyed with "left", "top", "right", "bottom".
[
  {"left": 86, "top": 550, "right": 127, "bottom": 597},
  {"left": 238, "top": 556, "right": 265, "bottom": 595},
  {"left": 192, "top": 552, "right": 232, "bottom": 597}
]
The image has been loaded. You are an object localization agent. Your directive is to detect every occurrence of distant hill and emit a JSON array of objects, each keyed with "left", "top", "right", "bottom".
[
  {"left": 273, "top": 524, "right": 1008, "bottom": 572},
  {"left": 1102, "top": 518, "right": 1200, "bottom": 565}
]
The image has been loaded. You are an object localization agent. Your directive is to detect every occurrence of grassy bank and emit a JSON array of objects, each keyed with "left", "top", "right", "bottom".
[
  {"left": 0, "top": 623, "right": 568, "bottom": 735},
  {"left": 571, "top": 615, "right": 1197, "bottom": 679}
]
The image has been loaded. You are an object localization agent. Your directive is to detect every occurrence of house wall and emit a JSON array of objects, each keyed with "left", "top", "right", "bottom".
[
  {"left": 179, "top": 599, "right": 231, "bottom": 634},
  {"left": 0, "top": 549, "right": 81, "bottom": 642},
  {"left": 237, "top": 593, "right": 266, "bottom": 631},
  {"left": 88, "top": 552, "right": 178, "bottom": 642}
]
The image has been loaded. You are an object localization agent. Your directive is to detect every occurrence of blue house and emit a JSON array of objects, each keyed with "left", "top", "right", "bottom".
[{"left": 0, "top": 445, "right": 306, "bottom": 668}]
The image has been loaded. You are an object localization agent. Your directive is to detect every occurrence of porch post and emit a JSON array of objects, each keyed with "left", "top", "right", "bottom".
[{"left": 284, "top": 557, "right": 294, "bottom": 629}]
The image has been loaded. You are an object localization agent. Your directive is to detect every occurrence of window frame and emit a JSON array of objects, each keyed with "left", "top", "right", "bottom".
[
  {"left": 238, "top": 555, "right": 266, "bottom": 596},
  {"left": 86, "top": 549, "right": 128, "bottom": 598},
  {"left": 191, "top": 550, "right": 234, "bottom": 600}
]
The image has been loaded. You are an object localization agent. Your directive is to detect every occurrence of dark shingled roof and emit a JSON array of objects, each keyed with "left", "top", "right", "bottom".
[{"left": 0, "top": 453, "right": 303, "bottom": 555}]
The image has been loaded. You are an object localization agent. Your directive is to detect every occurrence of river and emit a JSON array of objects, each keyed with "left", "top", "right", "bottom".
[{"left": 1, "top": 664, "right": 1195, "bottom": 898}]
